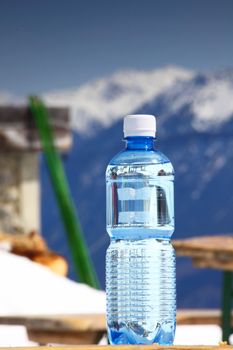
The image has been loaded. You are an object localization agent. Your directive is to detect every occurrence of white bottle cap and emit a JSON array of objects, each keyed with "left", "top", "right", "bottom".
[{"left": 123, "top": 114, "right": 156, "bottom": 137}]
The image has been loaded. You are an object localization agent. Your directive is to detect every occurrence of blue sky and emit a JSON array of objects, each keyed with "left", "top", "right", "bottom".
[{"left": 0, "top": 0, "right": 232, "bottom": 94}]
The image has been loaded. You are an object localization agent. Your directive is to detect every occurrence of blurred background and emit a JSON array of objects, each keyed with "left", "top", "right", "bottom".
[{"left": 0, "top": 0, "right": 233, "bottom": 310}]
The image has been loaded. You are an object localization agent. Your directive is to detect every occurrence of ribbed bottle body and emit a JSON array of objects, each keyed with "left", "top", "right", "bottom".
[
  {"left": 106, "top": 239, "right": 176, "bottom": 344},
  {"left": 106, "top": 138, "right": 176, "bottom": 344}
]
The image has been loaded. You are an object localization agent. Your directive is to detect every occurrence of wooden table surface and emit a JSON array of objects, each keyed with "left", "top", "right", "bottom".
[{"left": 0, "top": 345, "right": 231, "bottom": 350}]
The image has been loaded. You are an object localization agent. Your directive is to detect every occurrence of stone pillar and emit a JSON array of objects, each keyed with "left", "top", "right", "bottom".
[
  {"left": 0, "top": 106, "right": 71, "bottom": 234},
  {"left": 0, "top": 153, "right": 39, "bottom": 233}
]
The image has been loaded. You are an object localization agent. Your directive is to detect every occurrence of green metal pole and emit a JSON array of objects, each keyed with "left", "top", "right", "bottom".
[
  {"left": 221, "top": 271, "right": 232, "bottom": 342},
  {"left": 29, "top": 96, "right": 100, "bottom": 289}
]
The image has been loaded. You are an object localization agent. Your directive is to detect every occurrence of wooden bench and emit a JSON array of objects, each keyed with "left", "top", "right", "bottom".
[{"left": 0, "top": 310, "right": 230, "bottom": 345}]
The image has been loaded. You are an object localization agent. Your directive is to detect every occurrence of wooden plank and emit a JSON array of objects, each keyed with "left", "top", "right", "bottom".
[
  {"left": 0, "top": 106, "right": 71, "bottom": 151},
  {"left": 27, "top": 329, "right": 104, "bottom": 345},
  {"left": 0, "top": 314, "right": 106, "bottom": 331},
  {"left": 173, "top": 236, "right": 233, "bottom": 271}
]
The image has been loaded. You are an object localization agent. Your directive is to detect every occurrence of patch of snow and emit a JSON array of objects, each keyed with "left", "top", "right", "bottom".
[
  {"left": 174, "top": 325, "right": 221, "bottom": 345},
  {"left": 0, "top": 251, "right": 105, "bottom": 315},
  {"left": 0, "top": 326, "right": 37, "bottom": 346}
]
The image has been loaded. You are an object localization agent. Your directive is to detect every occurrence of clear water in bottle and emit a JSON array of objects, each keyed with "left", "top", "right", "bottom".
[{"left": 106, "top": 115, "right": 176, "bottom": 345}]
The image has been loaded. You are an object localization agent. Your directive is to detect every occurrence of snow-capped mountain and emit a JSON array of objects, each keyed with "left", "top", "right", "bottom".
[{"left": 42, "top": 66, "right": 233, "bottom": 135}]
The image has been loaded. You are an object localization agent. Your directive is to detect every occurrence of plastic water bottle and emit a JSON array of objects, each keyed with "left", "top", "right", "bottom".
[{"left": 106, "top": 114, "right": 176, "bottom": 345}]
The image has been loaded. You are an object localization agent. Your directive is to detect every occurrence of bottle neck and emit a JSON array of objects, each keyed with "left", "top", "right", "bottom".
[{"left": 125, "top": 136, "right": 155, "bottom": 150}]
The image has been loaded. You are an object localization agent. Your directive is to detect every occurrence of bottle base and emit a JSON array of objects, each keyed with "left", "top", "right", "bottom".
[{"left": 108, "top": 321, "right": 176, "bottom": 345}]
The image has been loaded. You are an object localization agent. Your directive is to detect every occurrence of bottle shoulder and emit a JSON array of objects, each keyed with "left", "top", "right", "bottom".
[{"left": 109, "top": 148, "right": 171, "bottom": 165}]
